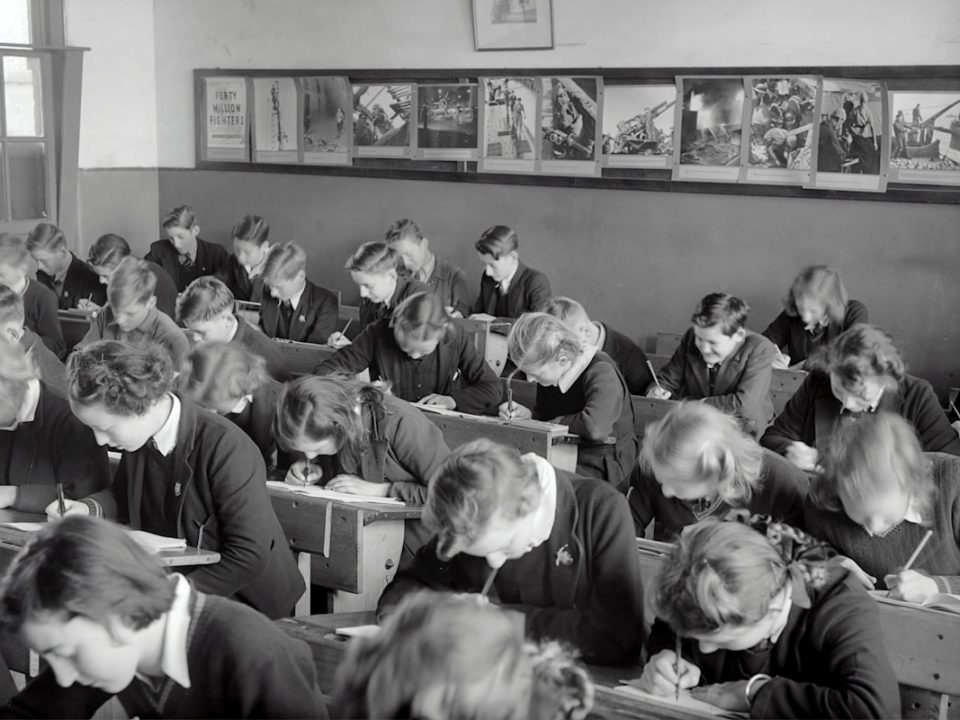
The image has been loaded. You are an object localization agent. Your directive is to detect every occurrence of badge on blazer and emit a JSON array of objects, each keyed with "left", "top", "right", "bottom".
[
  {"left": 174, "top": 481, "right": 181, "bottom": 497},
  {"left": 555, "top": 544, "right": 573, "bottom": 567},
  {"left": 298, "top": 315, "right": 306, "bottom": 322}
]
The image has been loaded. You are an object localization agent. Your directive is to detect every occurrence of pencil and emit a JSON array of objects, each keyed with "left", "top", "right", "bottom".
[
  {"left": 340, "top": 318, "right": 353, "bottom": 337},
  {"left": 480, "top": 566, "right": 499, "bottom": 598},
  {"left": 674, "top": 634, "right": 681, "bottom": 701},
  {"left": 646, "top": 360, "right": 664, "bottom": 393},
  {"left": 505, "top": 367, "right": 518, "bottom": 423},
  {"left": 902, "top": 529, "right": 934, "bottom": 573},
  {"left": 56, "top": 482, "right": 66, "bottom": 517},
  {"left": 950, "top": 398, "right": 959, "bottom": 422}
]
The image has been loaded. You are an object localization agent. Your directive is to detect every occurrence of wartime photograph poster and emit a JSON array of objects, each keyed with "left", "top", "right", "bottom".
[
  {"left": 672, "top": 77, "right": 744, "bottom": 183},
  {"left": 352, "top": 84, "right": 415, "bottom": 158},
  {"left": 472, "top": 0, "right": 553, "bottom": 50},
  {"left": 539, "top": 76, "right": 602, "bottom": 177},
  {"left": 887, "top": 89, "right": 960, "bottom": 186},
  {"left": 601, "top": 84, "right": 676, "bottom": 169},
  {"left": 478, "top": 77, "right": 539, "bottom": 174},
  {"left": 299, "top": 76, "right": 351, "bottom": 166},
  {"left": 202, "top": 76, "right": 249, "bottom": 162},
  {"left": 414, "top": 84, "right": 479, "bottom": 161},
  {"left": 809, "top": 78, "right": 888, "bottom": 192},
  {"left": 740, "top": 76, "right": 818, "bottom": 186},
  {"left": 252, "top": 77, "right": 299, "bottom": 163}
]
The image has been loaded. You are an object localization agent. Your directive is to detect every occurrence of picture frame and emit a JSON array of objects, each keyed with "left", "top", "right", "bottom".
[{"left": 472, "top": 0, "right": 554, "bottom": 51}]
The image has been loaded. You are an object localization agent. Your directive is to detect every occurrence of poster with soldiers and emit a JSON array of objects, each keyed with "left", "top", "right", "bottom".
[
  {"left": 538, "top": 76, "right": 603, "bottom": 177},
  {"left": 299, "top": 76, "right": 351, "bottom": 166},
  {"left": 202, "top": 76, "right": 249, "bottom": 162},
  {"left": 601, "top": 84, "right": 675, "bottom": 169},
  {"left": 352, "top": 84, "right": 415, "bottom": 158},
  {"left": 886, "top": 89, "right": 960, "bottom": 186},
  {"left": 808, "top": 78, "right": 888, "bottom": 192},
  {"left": 740, "top": 76, "right": 818, "bottom": 186},
  {"left": 252, "top": 78, "right": 299, "bottom": 163},
  {"left": 478, "top": 77, "right": 539, "bottom": 174},
  {"left": 414, "top": 84, "right": 479, "bottom": 161},
  {"left": 672, "top": 77, "right": 745, "bottom": 183}
]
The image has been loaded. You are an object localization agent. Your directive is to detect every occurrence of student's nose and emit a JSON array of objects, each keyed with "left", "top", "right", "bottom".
[
  {"left": 484, "top": 266, "right": 495, "bottom": 278},
  {"left": 47, "top": 656, "right": 79, "bottom": 688},
  {"left": 269, "top": 287, "right": 281, "bottom": 299},
  {"left": 98, "top": 276, "right": 108, "bottom": 286},
  {"left": 359, "top": 286, "right": 371, "bottom": 299},
  {"left": 864, "top": 517, "right": 889, "bottom": 536},
  {"left": 660, "top": 484, "right": 677, "bottom": 499},
  {"left": 92, "top": 430, "right": 111, "bottom": 447},
  {"left": 697, "top": 639, "right": 719, "bottom": 654},
  {"left": 303, "top": 450, "right": 318, "bottom": 461}
]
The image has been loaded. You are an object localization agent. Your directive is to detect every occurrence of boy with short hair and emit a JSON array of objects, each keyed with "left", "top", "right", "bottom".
[
  {"left": 25, "top": 222, "right": 105, "bottom": 311},
  {"left": 0, "top": 233, "right": 64, "bottom": 358},
  {"left": 0, "top": 286, "right": 66, "bottom": 392},
  {"left": 177, "top": 276, "right": 288, "bottom": 380},
  {"left": 0, "top": 515, "right": 327, "bottom": 718},
  {"left": 81, "top": 256, "right": 190, "bottom": 368},
  {"left": 544, "top": 296, "right": 653, "bottom": 395},
  {"left": 88, "top": 233, "right": 178, "bottom": 318},
  {"left": 49, "top": 340, "right": 305, "bottom": 619},
  {"left": 647, "top": 292, "right": 776, "bottom": 437},
  {"left": 385, "top": 218, "right": 471, "bottom": 318},
  {"left": 260, "top": 242, "right": 338, "bottom": 345}
]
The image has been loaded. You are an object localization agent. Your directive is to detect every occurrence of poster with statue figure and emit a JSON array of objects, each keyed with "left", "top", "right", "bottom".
[
  {"left": 352, "top": 84, "right": 415, "bottom": 158},
  {"left": 538, "top": 76, "right": 603, "bottom": 177},
  {"left": 299, "top": 76, "right": 352, "bottom": 166},
  {"left": 252, "top": 77, "right": 299, "bottom": 163},
  {"left": 672, "top": 76, "right": 745, "bottom": 183}
]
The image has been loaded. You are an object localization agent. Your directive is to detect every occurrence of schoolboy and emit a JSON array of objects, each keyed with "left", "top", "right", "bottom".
[
  {"left": 259, "top": 242, "right": 338, "bottom": 345},
  {"left": 145, "top": 205, "right": 229, "bottom": 292},
  {"left": 544, "top": 296, "right": 653, "bottom": 395},
  {"left": 472, "top": 225, "right": 552, "bottom": 320},
  {"left": 385, "top": 218, "right": 471, "bottom": 317},
  {"left": 48, "top": 340, "right": 305, "bottom": 619},
  {"left": 177, "top": 276, "right": 288, "bottom": 381},
  {"left": 0, "top": 285, "right": 66, "bottom": 392},
  {"left": 0, "top": 516, "right": 327, "bottom": 718},
  {"left": 218, "top": 213, "right": 272, "bottom": 302},
  {"left": 0, "top": 233, "right": 64, "bottom": 358},
  {"left": 88, "top": 232, "right": 178, "bottom": 318},
  {"left": 81, "top": 257, "right": 190, "bottom": 368},
  {"left": 648, "top": 292, "right": 776, "bottom": 438},
  {"left": 26, "top": 222, "right": 105, "bottom": 310}
]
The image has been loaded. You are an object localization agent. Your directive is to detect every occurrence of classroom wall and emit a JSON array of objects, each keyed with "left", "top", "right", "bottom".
[{"left": 69, "top": 0, "right": 960, "bottom": 394}]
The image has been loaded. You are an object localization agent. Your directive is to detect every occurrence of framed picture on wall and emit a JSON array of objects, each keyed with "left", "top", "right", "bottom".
[
  {"left": 672, "top": 76, "right": 745, "bottom": 184},
  {"left": 886, "top": 88, "right": 960, "bottom": 186},
  {"left": 538, "top": 76, "right": 603, "bottom": 177},
  {"left": 200, "top": 76, "right": 250, "bottom": 162},
  {"left": 601, "top": 83, "right": 676, "bottom": 169},
  {"left": 472, "top": 0, "right": 554, "bottom": 51},
  {"left": 251, "top": 77, "right": 299, "bottom": 163},
  {"left": 299, "top": 76, "right": 352, "bottom": 166},
  {"left": 478, "top": 77, "right": 540, "bottom": 174},
  {"left": 352, "top": 84, "right": 415, "bottom": 158},
  {"left": 413, "top": 83, "right": 479, "bottom": 161}
]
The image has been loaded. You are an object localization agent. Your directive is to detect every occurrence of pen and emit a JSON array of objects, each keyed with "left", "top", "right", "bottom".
[
  {"left": 480, "top": 566, "right": 499, "bottom": 598},
  {"left": 674, "top": 634, "right": 682, "bottom": 701},
  {"left": 505, "top": 367, "right": 518, "bottom": 424},
  {"left": 646, "top": 360, "right": 664, "bottom": 394},
  {"left": 340, "top": 318, "right": 353, "bottom": 338},
  {"left": 902, "top": 529, "right": 934, "bottom": 573},
  {"left": 56, "top": 482, "right": 66, "bottom": 517}
]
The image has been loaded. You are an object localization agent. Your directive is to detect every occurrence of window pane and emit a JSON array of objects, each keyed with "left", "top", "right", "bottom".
[
  {"left": 8, "top": 142, "right": 47, "bottom": 220},
  {"left": 3, "top": 55, "right": 44, "bottom": 136},
  {"left": 0, "top": 1, "right": 32, "bottom": 44}
]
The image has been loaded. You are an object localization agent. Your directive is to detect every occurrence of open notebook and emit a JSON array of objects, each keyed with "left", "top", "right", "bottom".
[
  {"left": 870, "top": 589, "right": 960, "bottom": 614},
  {"left": 612, "top": 683, "right": 748, "bottom": 718},
  {"left": 266, "top": 481, "right": 404, "bottom": 505},
  {"left": 0, "top": 524, "right": 187, "bottom": 554}
]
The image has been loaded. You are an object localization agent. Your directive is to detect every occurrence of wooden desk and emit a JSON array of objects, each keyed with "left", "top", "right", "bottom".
[
  {"left": 459, "top": 316, "right": 513, "bottom": 375},
  {"left": 273, "top": 338, "right": 336, "bottom": 375},
  {"left": 267, "top": 486, "right": 420, "bottom": 615},
  {"left": 646, "top": 352, "right": 806, "bottom": 395},
  {"left": 57, "top": 309, "right": 95, "bottom": 352},
  {"left": 418, "top": 406, "right": 579, "bottom": 472}
]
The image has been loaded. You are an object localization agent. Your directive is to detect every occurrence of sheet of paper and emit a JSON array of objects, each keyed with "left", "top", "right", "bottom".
[
  {"left": 266, "top": 481, "right": 404, "bottom": 505},
  {"left": 335, "top": 625, "right": 382, "bottom": 639},
  {"left": 127, "top": 530, "right": 188, "bottom": 552},
  {"left": 0, "top": 522, "right": 45, "bottom": 532},
  {"left": 613, "top": 683, "right": 748, "bottom": 718}
]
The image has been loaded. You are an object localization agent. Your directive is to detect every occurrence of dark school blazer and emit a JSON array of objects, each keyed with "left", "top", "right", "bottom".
[
  {"left": 762, "top": 299, "right": 868, "bottom": 367},
  {"left": 378, "top": 470, "right": 645, "bottom": 666},
  {"left": 218, "top": 254, "right": 265, "bottom": 302},
  {"left": 87, "top": 395, "right": 304, "bottom": 619},
  {"left": 316, "top": 318, "right": 501, "bottom": 414},
  {"left": 658, "top": 328, "right": 777, "bottom": 438},
  {"left": 600, "top": 322, "right": 653, "bottom": 395},
  {"left": 472, "top": 262, "right": 552, "bottom": 319},
  {"left": 0, "top": 382, "right": 110, "bottom": 513},
  {"left": 82, "top": 305, "right": 190, "bottom": 369},
  {"left": 36, "top": 253, "right": 106, "bottom": 310},
  {"left": 22, "top": 279, "right": 64, "bottom": 358},
  {"left": 145, "top": 259, "right": 179, "bottom": 318},
  {"left": 259, "top": 279, "right": 339, "bottom": 345},
  {"left": 356, "top": 276, "right": 431, "bottom": 336},
  {"left": 223, "top": 377, "right": 283, "bottom": 467},
  {"left": 422, "top": 256, "right": 471, "bottom": 317},
  {"left": 231, "top": 315, "right": 291, "bottom": 381},
  {"left": 761, "top": 370, "right": 960, "bottom": 456},
  {"left": 20, "top": 329, "right": 66, "bottom": 393},
  {"left": 145, "top": 237, "right": 230, "bottom": 293}
]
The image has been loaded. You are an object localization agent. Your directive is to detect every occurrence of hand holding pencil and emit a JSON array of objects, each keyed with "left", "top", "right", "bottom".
[
  {"left": 884, "top": 529, "right": 938, "bottom": 604},
  {"left": 645, "top": 360, "right": 672, "bottom": 400}
]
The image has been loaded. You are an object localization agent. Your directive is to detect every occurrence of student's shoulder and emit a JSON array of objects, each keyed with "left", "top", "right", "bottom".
[
  {"left": 434, "top": 256, "right": 467, "bottom": 281},
  {"left": 184, "top": 396, "right": 262, "bottom": 452},
  {"left": 807, "top": 569, "right": 878, "bottom": 625},
  {"left": 146, "top": 239, "right": 174, "bottom": 258},
  {"left": 305, "top": 279, "right": 339, "bottom": 303},
  {"left": 562, "top": 468, "right": 628, "bottom": 511},
  {"left": 23, "top": 278, "right": 58, "bottom": 305},
  {"left": 198, "top": 237, "right": 230, "bottom": 260},
  {"left": 194, "top": 592, "right": 313, "bottom": 661},
  {"left": 603, "top": 323, "right": 643, "bottom": 353},
  {"left": 740, "top": 330, "right": 777, "bottom": 357}
]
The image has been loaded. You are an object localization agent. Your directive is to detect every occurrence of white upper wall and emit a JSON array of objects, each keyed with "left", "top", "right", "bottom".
[
  {"left": 65, "top": 0, "right": 159, "bottom": 168},
  {"left": 71, "top": 0, "right": 960, "bottom": 168}
]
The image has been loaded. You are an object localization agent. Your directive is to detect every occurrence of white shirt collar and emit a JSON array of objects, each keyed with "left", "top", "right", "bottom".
[
  {"left": 18, "top": 379, "right": 41, "bottom": 423},
  {"left": 499, "top": 262, "right": 520, "bottom": 293},
  {"left": 524, "top": 453, "right": 558, "bottom": 550},
  {"left": 903, "top": 495, "right": 925, "bottom": 525},
  {"left": 151, "top": 394, "right": 181, "bottom": 457},
  {"left": 557, "top": 343, "right": 598, "bottom": 394},
  {"left": 225, "top": 314, "right": 239, "bottom": 342},
  {"left": 418, "top": 252, "right": 437, "bottom": 283},
  {"left": 287, "top": 284, "right": 305, "bottom": 313},
  {"left": 137, "top": 574, "right": 192, "bottom": 689},
  {"left": 11, "top": 276, "right": 27, "bottom": 296}
]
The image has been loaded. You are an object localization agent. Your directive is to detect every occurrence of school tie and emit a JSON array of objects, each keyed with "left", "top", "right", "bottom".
[
  {"left": 178, "top": 252, "right": 194, "bottom": 271},
  {"left": 707, "top": 365, "right": 719, "bottom": 395},
  {"left": 280, "top": 300, "right": 294, "bottom": 325}
]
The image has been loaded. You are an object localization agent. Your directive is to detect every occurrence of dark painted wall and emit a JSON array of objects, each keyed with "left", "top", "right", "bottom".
[{"left": 155, "top": 168, "right": 960, "bottom": 397}]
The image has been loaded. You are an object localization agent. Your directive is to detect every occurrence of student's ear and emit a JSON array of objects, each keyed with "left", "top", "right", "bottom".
[
  {"left": 0, "top": 324, "right": 21, "bottom": 344},
  {"left": 191, "top": 224, "right": 201, "bottom": 238},
  {"left": 104, "top": 615, "right": 139, "bottom": 647},
  {"left": 732, "top": 328, "right": 747, "bottom": 343},
  {"left": 145, "top": 296, "right": 158, "bottom": 311}
]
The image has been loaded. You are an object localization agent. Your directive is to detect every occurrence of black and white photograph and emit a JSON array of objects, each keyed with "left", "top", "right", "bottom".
[
  {"left": 887, "top": 90, "right": 960, "bottom": 186},
  {"left": 810, "top": 78, "right": 888, "bottom": 192},
  {"left": 478, "top": 77, "right": 539, "bottom": 173},
  {"left": 601, "top": 84, "right": 676, "bottom": 169},
  {"left": 414, "top": 83, "right": 479, "bottom": 161},
  {"left": 472, "top": 0, "right": 553, "bottom": 50},
  {"left": 741, "top": 76, "right": 818, "bottom": 185},
  {"left": 352, "top": 83, "right": 414, "bottom": 158},
  {"left": 252, "top": 77, "right": 298, "bottom": 163},
  {"left": 299, "top": 76, "right": 351, "bottom": 166},
  {"left": 673, "top": 76, "right": 745, "bottom": 183},
  {"left": 539, "top": 76, "right": 602, "bottom": 176}
]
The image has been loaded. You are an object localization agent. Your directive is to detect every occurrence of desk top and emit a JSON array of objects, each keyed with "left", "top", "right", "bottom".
[{"left": 266, "top": 479, "right": 424, "bottom": 523}]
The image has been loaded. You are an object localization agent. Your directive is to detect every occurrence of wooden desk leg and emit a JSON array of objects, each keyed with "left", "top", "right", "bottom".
[
  {"left": 330, "top": 520, "right": 404, "bottom": 613},
  {"left": 294, "top": 552, "right": 311, "bottom": 617},
  {"left": 548, "top": 444, "right": 578, "bottom": 473}
]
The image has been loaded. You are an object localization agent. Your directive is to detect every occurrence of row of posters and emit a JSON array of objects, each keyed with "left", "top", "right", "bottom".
[{"left": 200, "top": 75, "right": 960, "bottom": 191}]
